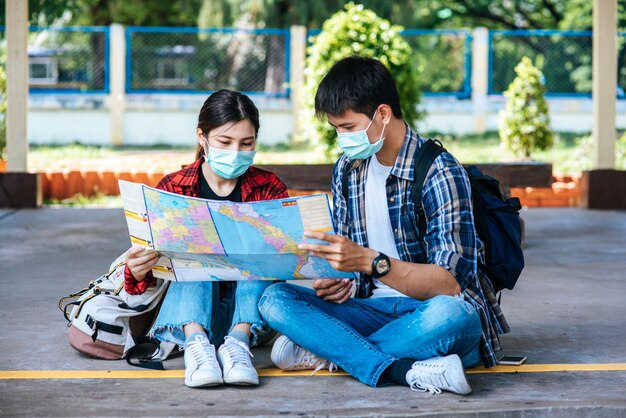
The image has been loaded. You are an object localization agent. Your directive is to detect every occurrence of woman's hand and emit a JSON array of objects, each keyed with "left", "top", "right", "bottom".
[
  {"left": 125, "top": 246, "right": 160, "bottom": 282},
  {"left": 312, "top": 278, "right": 353, "bottom": 304}
]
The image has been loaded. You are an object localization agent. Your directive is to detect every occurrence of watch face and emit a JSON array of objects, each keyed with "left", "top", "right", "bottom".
[{"left": 376, "top": 258, "right": 390, "bottom": 274}]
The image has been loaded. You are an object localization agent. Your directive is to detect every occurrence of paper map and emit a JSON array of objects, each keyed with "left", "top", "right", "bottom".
[{"left": 118, "top": 180, "right": 355, "bottom": 282}]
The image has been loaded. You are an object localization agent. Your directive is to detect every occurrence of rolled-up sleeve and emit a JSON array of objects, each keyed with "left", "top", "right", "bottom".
[
  {"left": 421, "top": 153, "right": 478, "bottom": 290},
  {"left": 124, "top": 264, "right": 156, "bottom": 295}
]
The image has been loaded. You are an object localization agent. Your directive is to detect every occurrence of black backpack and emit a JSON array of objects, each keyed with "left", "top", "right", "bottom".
[{"left": 342, "top": 139, "right": 525, "bottom": 293}]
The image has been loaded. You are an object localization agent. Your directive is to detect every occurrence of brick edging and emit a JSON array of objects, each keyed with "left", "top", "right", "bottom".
[{"left": 39, "top": 170, "right": 581, "bottom": 208}]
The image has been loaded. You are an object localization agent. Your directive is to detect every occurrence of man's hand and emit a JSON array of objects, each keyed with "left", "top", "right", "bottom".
[
  {"left": 312, "top": 278, "right": 353, "bottom": 304},
  {"left": 125, "top": 246, "right": 160, "bottom": 282},
  {"left": 298, "top": 231, "right": 377, "bottom": 274}
]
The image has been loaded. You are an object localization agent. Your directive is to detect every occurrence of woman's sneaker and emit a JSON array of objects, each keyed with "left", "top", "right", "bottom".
[
  {"left": 217, "top": 336, "right": 259, "bottom": 386},
  {"left": 184, "top": 334, "right": 223, "bottom": 388},
  {"left": 271, "top": 335, "right": 337, "bottom": 375},
  {"left": 405, "top": 354, "right": 472, "bottom": 395}
]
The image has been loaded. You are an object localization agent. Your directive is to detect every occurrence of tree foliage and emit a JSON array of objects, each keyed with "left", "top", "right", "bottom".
[
  {"left": 304, "top": 3, "right": 423, "bottom": 157},
  {"left": 6, "top": 0, "right": 626, "bottom": 30},
  {"left": 499, "top": 56, "right": 553, "bottom": 159}
]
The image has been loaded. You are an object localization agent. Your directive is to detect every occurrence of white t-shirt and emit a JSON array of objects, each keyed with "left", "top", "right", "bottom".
[{"left": 364, "top": 155, "right": 407, "bottom": 298}]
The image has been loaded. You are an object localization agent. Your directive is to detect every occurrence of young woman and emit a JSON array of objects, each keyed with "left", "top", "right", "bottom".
[{"left": 124, "top": 89, "right": 288, "bottom": 388}]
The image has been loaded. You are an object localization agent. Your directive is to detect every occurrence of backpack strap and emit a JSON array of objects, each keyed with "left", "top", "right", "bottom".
[
  {"left": 126, "top": 336, "right": 166, "bottom": 371},
  {"left": 85, "top": 314, "right": 124, "bottom": 341},
  {"left": 117, "top": 302, "right": 151, "bottom": 312},
  {"left": 341, "top": 164, "right": 350, "bottom": 209},
  {"left": 412, "top": 139, "right": 446, "bottom": 238}
]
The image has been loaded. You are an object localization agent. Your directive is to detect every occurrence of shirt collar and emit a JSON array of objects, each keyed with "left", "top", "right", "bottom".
[
  {"left": 179, "top": 158, "right": 203, "bottom": 188},
  {"left": 390, "top": 122, "right": 424, "bottom": 181}
]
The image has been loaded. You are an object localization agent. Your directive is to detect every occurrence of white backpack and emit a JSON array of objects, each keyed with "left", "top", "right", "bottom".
[{"left": 59, "top": 253, "right": 174, "bottom": 368}]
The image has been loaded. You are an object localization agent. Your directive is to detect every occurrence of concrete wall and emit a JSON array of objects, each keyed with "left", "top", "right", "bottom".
[{"left": 27, "top": 94, "right": 626, "bottom": 146}]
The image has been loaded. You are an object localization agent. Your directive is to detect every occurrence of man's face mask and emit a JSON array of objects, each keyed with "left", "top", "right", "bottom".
[{"left": 336, "top": 110, "right": 387, "bottom": 160}]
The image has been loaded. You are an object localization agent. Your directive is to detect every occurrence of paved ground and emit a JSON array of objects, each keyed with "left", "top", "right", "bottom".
[{"left": 0, "top": 207, "right": 625, "bottom": 417}]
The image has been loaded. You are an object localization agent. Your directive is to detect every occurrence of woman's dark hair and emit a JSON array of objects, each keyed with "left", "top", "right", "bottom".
[
  {"left": 195, "top": 89, "right": 260, "bottom": 160},
  {"left": 315, "top": 56, "right": 402, "bottom": 119}
]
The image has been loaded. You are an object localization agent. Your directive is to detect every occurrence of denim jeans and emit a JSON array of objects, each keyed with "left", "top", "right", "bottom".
[
  {"left": 151, "top": 280, "right": 275, "bottom": 348},
  {"left": 259, "top": 283, "right": 483, "bottom": 387}
]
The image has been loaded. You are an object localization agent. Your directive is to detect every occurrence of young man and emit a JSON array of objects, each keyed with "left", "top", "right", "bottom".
[{"left": 259, "top": 56, "right": 509, "bottom": 394}]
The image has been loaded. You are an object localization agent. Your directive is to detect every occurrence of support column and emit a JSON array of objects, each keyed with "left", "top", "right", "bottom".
[
  {"left": 592, "top": 0, "right": 617, "bottom": 169},
  {"left": 6, "top": 0, "right": 28, "bottom": 172},
  {"left": 582, "top": 0, "right": 625, "bottom": 210},
  {"left": 471, "top": 27, "right": 489, "bottom": 134},
  {"left": 109, "top": 24, "right": 126, "bottom": 146},
  {"left": 2, "top": 0, "right": 41, "bottom": 207},
  {"left": 289, "top": 25, "right": 306, "bottom": 143}
]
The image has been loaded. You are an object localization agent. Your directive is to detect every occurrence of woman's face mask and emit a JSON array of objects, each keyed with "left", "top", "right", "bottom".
[
  {"left": 336, "top": 110, "right": 387, "bottom": 160},
  {"left": 200, "top": 120, "right": 257, "bottom": 179},
  {"left": 204, "top": 145, "right": 256, "bottom": 179}
]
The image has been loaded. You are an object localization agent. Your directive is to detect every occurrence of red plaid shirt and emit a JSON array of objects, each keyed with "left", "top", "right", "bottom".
[{"left": 125, "top": 158, "right": 289, "bottom": 294}]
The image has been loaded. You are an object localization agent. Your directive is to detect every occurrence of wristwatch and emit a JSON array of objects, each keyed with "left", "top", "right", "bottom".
[{"left": 370, "top": 252, "right": 391, "bottom": 279}]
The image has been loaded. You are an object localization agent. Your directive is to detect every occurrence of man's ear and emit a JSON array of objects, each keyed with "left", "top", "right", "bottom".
[{"left": 379, "top": 104, "right": 393, "bottom": 125}]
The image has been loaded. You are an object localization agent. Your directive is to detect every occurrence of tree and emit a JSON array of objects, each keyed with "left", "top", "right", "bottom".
[
  {"left": 499, "top": 56, "right": 553, "bottom": 159},
  {"left": 305, "top": 3, "right": 423, "bottom": 157},
  {"left": 0, "top": 0, "right": 71, "bottom": 26}
]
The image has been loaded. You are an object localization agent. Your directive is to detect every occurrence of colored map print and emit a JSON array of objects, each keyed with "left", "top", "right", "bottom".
[
  {"left": 212, "top": 202, "right": 310, "bottom": 278},
  {"left": 137, "top": 185, "right": 353, "bottom": 281},
  {"left": 144, "top": 188, "right": 225, "bottom": 254}
]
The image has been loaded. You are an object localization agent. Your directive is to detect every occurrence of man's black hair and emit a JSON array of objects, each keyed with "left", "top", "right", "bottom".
[{"left": 315, "top": 56, "right": 403, "bottom": 119}]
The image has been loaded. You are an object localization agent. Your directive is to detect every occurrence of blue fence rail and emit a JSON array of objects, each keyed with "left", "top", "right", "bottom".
[
  {"left": 125, "top": 26, "right": 290, "bottom": 97},
  {"left": 2, "top": 26, "right": 625, "bottom": 99},
  {"left": 0, "top": 25, "right": 109, "bottom": 94},
  {"left": 488, "top": 29, "right": 595, "bottom": 97}
]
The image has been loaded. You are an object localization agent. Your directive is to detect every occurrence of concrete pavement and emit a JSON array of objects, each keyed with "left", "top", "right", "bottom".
[{"left": 0, "top": 207, "right": 625, "bottom": 416}]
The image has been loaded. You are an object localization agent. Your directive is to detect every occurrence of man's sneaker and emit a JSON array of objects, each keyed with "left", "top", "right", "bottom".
[
  {"left": 184, "top": 334, "right": 223, "bottom": 388},
  {"left": 405, "top": 354, "right": 472, "bottom": 395},
  {"left": 271, "top": 335, "right": 337, "bottom": 375},
  {"left": 217, "top": 336, "right": 259, "bottom": 386}
]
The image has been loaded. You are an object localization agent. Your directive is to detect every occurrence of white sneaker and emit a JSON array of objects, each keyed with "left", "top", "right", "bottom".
[
  {"left": 184, "top": 334, "right": 223, "bottom": 388},
  {"left": 217, "top": 336, "right": 259, "bottom": 386},
  {"left": 271, "top": 335, "right": 337, "bottom": 375},
  {"left": 405, "top": 354, "right": 472, "bottom": 395}
]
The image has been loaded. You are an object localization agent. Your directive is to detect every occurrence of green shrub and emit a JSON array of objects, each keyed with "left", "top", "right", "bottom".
[
  {"left": 499, "top": 56, "right": 554, "bottom": 159},
  {"left": 304, "top": 3, "right": 423, "bottom": 158},
  {"left": 618, "top": 133, "right": 626, "bottom": 169}
]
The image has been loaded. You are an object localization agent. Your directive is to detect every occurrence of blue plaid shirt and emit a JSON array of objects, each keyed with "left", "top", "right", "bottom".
[{"left": 332, "top": 124, "right": 510, "bottom": 367}]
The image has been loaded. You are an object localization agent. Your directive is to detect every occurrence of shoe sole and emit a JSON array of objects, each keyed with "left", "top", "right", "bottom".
[
  {"left": 270, "top": 335, "right": 292, "bottom": 369},
  {"left": 185, "top": 377, "right": 224, "bottom": 388},
  {"left": 223, "top": 376, "right": 259, "bottom": 386},
  {"left": 445, "top": 355, "right": 472, "bottom": 395}
]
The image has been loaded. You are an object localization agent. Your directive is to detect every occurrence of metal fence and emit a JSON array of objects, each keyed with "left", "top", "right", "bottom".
[
  {"left": 307, "top": 29, "right": 471, "bottom": 98},
  {"left": 2, "top": 25, "right": 625, "bottom": 99},
  {"left": 0, "top": 26, "right": 109, "bottom": 93},
  {"left": 402, "top": 29, "right": 471, "bottom": 98},
  {"left": 488, "top": 30, "right": 594, "bottom": 97},
  {"left": 126, "top": 27, "right": 290, "bottom": 97}
]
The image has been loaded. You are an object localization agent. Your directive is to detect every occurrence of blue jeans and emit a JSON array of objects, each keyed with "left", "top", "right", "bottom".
[
  {"left": 259, "top": 283, "right": 483, "bottom": 387},
  {"left": 152, "top": 280, "right": 275, "bottom": 348}
]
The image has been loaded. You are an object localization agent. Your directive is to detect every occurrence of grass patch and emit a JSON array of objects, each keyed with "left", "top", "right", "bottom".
[
  {"left": 30, "top": 131, "right": 625, "bottom": 177},
  {"left": 426, "top": 131, "right": 592, "bottom": 174},
  {"left": 45, "top": 192, "right": 122, "bottom": 208}
]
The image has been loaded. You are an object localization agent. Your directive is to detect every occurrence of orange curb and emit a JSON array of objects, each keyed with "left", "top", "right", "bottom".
[{"left": 38, "top": 170, "right": 581, "bottom": 207}]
